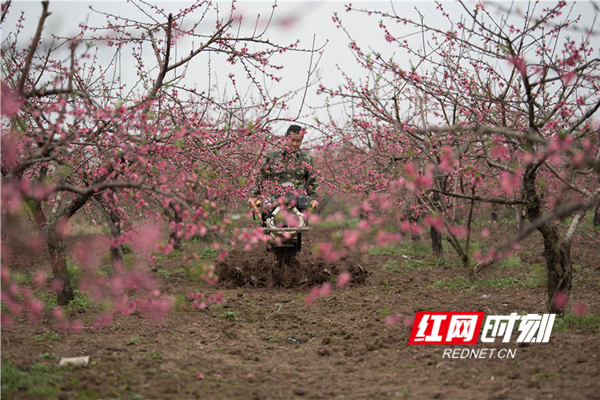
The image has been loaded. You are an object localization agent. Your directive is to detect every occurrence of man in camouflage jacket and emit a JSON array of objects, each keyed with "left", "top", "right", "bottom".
[{"left": 248, "top": 125, "right": 319, "bottom": 209}]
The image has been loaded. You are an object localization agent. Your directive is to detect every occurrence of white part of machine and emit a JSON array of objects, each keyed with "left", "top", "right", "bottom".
[{"left": 264, "top": 205, "right": 307, "bottom": 243}]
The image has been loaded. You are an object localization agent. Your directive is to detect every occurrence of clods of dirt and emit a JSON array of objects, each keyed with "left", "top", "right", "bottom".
[
  {"left": 4, "top": 222, "right": 600, "bottom": 400},
  {"left": 217, "top": 248, "right": 369, "bottom": 288}
]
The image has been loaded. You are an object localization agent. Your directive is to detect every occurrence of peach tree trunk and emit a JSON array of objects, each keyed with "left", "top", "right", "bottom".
[
  {"left": 25, "top": 197, "right": 74, "bottom": 306},
  {"left": 524, "top": 164, "right": 572, "bottom": 313}
]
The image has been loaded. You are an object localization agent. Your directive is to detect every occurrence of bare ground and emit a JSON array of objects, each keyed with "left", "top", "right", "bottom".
[{"left": 2, "top": 222, "right": 600, "bottom": 400}]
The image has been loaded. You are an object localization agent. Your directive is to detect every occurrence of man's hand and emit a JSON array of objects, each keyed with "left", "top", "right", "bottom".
[
  {"left": 248, "top": 198, "right": 261, "bottom": 212},
  {"left": 310, "top": 200, "right": 319, "bottom": 209}
]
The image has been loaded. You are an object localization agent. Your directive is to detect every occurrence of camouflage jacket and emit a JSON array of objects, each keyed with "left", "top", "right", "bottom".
[{"left": 251, "top": 149, "right": 318, "bottom": 198}]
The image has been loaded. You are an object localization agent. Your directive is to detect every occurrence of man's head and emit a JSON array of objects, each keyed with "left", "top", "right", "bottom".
[{"left": 285, "top": 124, "right": 305, "bottom": 152}]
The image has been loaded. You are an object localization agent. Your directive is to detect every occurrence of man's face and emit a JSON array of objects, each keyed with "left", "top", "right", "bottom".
[{"left": 285, "top": 132, "right": 304, "bottom": 152}]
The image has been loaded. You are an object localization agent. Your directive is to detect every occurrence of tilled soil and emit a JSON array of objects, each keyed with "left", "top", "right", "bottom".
[
  {"left": 217, "top": 246, "right": 369, "bottom": 288},
  {"left": 2, "top": 223, "right": 600, "bottom": 399}
]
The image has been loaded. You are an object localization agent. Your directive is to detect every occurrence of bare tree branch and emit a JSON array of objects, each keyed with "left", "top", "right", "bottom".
[{"left": 17, "top": 1, "right": 50, "bottom": 94}]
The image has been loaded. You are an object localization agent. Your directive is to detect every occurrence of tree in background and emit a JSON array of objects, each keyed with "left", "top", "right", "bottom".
[
  {"left": 1, "top": 0, "right": 316, "bottom": 323},
  {"left": 318, "top": 0, "right": 599, "bottom": 312}
]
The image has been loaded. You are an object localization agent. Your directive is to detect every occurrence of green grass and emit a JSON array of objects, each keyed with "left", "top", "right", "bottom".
[
  {"left": 499, "top": 256, "right": 524, "bottom": 269},
  {"left": 380, "top": 260, "right": 402, "bottom": 273},
  {"left": 121, "top": 244, "right": 133, "bottom": 254},
  {"left": 38, "top": 289, "right": 99, "bottom": 311},
  {"left": 67, "top": 263, "right": 82, "bottom": 289},
  {"left": 68, "top": 290, "right": 100, "bottom": 310},
  {"left": 430, "top": 266, "right": 546, "bottom": 290},
  {"left": 526, "top": 263, "right": 546, "bottom": 287},
  {"left": 155, "top": 267, "right": 185, "bottom": 279},
  {"left": 199, "top": 247, "right": 220, "bottom": 258},
  {"left": 1, "top": 361, "right": 64, "bottom": 398},
  {"left": 12, "top": 271, "right": 33, "bottom": 284},
  {"left": 38, "top": 292, "right": 58, "bottom": 310},
  {"left": 34, "top": 331, "right": 60, "bottom": 342},
  {"left": 573, "top": 264, "right": 594, "bottom": 276},
  {"left": 223, "top": 311, "right": 236, "bottom": 321},
  {"left": 483, "top": 276, "right": 527, "bottom": 289},
  {"left": 97, "top": 263, "right": 113, "bottom": 277},
  {"left": 44, "top": 331, "right": 60, "bottom": 341},
  {"left": 153, "top": 249, "right": 184, "bottom": 260},
  {"left": 380, "top": 258, "right": 430, "bottom": 273},
  {"left": 466, "top": 240, "right": 485, "bottom": 253},
  {"left": 143, "top": 350, "right": 163, "bottom": 363},
  {"left": 554, "top": 311, "right": 600, "bottom": 332},
  {"left": 369, "top": 241, "right": 431, "bottom": 257}
]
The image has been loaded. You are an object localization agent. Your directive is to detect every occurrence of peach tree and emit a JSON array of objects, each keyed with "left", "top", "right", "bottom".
[
  {"left": 317, "top": 0, "right": 599, "bottom": 312},
  {"left": 1, "top": 0, "right": 312, "bottom": 326}
]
